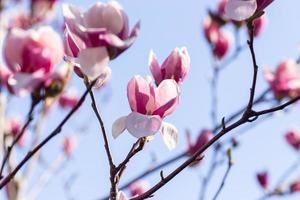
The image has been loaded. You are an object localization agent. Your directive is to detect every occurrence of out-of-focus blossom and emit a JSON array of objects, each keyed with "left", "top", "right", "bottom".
[
  {"left": 63, "top": 1, "right": 140, "bottom": 80},
  {"left": 58, "top": 88, "right": 79, "bottom": 109},
  {"left": 187, "top": 129, "right": 214, "bottom": 156},
  {"left": 225, "top": 0, "right": 273, "bottom": 21},
  {"left": 149, "top": 47, "right": 190, "bottom": 86},
  {"left": 116, "top": 191, "right": 128, "bottom": 200},
  {"left": 256, "top": 171, "right": 269, "bottom": 189},
  {"left": 4, "top": 26, "right": 63, "bottom": 96},
  {"left": 62, "top": 136, "right": 77, "bottom": 156},
  {"left": 9, "top": 12, "right": 32, "bottom": 30},
  {"left": 285, "top": 130, "right": 300, "bottom": 150},
  {"left": 217, "top": 0, "right": 228, "bottom": 17},
  {"left": 203, "top": 16, "right": 220, "bottom": 44},
  {"left": 128, "top": 180, "right": 149, "bottom": 197},
  {"left": 290, "top": 179, "right": 300, "bottom": 193},
  {"left": 253, "top": 14, "right": 267, "bottom": 37},
  {"left": 212, "top": 30, "right": 232, "bottom": 59},
  {"left": 30, "top": 0, "right": 58, "bottom": 23},
  {"left": 264, "top": 60, "right": 300, "bottom": 100},
  {"left": 7, "top": 117, "right": 27, "bottom": 147},
  {"left": 112, "top": 75, "right": 179, "bottom": 150}
]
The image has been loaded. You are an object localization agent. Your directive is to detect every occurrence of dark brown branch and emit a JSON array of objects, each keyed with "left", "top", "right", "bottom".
[
  {"left": 0, "top": 78, "right": 98, "bottom": 189},
  {"left": 0, "top": 98, "right": 40, "bottom": 179}
]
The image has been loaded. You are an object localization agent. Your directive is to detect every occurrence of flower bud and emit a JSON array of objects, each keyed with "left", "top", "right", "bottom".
[
  {"left": 285, "top": 130, "right": 300, "bottom": 150},
  {"left": 256, "top": 171, "right": 269, "bottom": 189},
  {"left": 290, "top": 179, "right": 300, "bottom": 193},
  {"left": 128, "top": 180, "right": 149, "bottom": 197}
]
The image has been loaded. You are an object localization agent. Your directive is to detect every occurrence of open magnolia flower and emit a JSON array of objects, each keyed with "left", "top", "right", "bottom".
[
  {"left": 63, "top": 1, "right": 140, "bottom": 80},
  {"left": 225, "top": 0, "right": 273, "bottom": 21},
  {"left": 4, "top": 26, "right": 63, "bottom": 96},
  {"left": 112, "top": 75, "right": 180, "bottom": 150},
  {"left": 149, "top": 47, "right": 190, "bottom": 86},
  {"left": 264, "top": 59, "right": 300, "bottom": 100}
]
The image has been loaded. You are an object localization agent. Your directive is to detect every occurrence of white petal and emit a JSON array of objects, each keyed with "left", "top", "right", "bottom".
[
  {"left": 225, "top": 0, "right": 257, "bottom": 21},
  {"left": 160, "top": 122, "right": 178, "bottom": 150},
  {"left": 74, "top": 47, "right": 109, "bottom": 79},
  {"left": 126, "top": 112, "right": 162, "bottom": 138},
  {"left": 112, "top": 116, "right": 127, "bottom": 139}
]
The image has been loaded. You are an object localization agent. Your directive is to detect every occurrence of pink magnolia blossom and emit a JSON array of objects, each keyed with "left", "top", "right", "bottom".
[
  {"left": 253, "top": 14, "right": 267, "bottom": 37},
  {"left": 264, "top": 60, "right": 300, "bottom": 100},
  {"left": 4, "top": 26, "right": 63, "bottom": 95},
  {"left": 285, "top": 130, "right": 300, "bottom": 150},
  {"left": 225, "top": 0, "right": 273, "bottom": 21},
  {"left": 63, "top": 1, "right": 140, "bottom": 79},
  {"left": 187, "top": 129, "right": 214, "bottom": 156},
  {"left": 59, "top": 88, "right": 79, "bottom": 109},
  {"left": 212, "top": 30, "right": 232, "bottom": 59},
  {"left": 256, "top": 171, "right": 269, "bottom": 189},
  {"left": 203, "top": 16, "right": 220, "bottom": 44},
  {"left": 62, "top": 136, "right": 77, "bottom": 156},
  {"left": 290, "top": 179, "right": 300, "bottom": 193},
  {"left": 7, "top": 117, "right": 27, "bottom": 147},
  {"left": 128, "top": 180, "right": 149, "bottom": 197},
  {"left": 149, "top": 47, "right": 190, "bottom": 86},
  {"left": 112, "top": 75, "right": 180, "bottom": 150}
]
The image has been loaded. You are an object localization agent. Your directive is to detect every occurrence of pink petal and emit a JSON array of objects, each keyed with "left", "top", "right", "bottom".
[
  {"left": 7, "top": 71, "right": 44, "bottom": 96},
  {"left": 112, "top": 116, "right": 127, "bottom": 139},
  {"left": 83, "top": 1, "right": 124, "bottom": 35},
  {"left": 149, "top": 50, "right": 163, "bottom": 86},
  {"left": 153, "top": 80, "right": 179, "bottom": 118},
  {"left": 74, "top": 47, "right": 109, "bottom": 79},
  {"left": 64, "top": 25, "right": 86, "bottom": 57},
  {"left": 160, "top": 122, "right": 178, "bottom": 150},
  {"left": 126, "top": 112, "right": 162, "bottom": 138},
  {"left": 225, "top": 0, "right": 257, "bottom": 21}
]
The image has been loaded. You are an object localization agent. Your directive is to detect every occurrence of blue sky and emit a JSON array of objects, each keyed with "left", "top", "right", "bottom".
[{"left": 2, "top": 0, "right": 300, "bottom": 200}]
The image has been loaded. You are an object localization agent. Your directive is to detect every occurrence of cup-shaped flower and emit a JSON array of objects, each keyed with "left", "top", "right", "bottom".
[
  {"left": 285, "top": 130, "right": 300, "bottom": 150},
  {"left": 212, "top": 30, "right": 232, "bottom": 59},
  {"left": 149, "top": 47, "right": 190, "bottom": 86},
  {"left": 63, "top": 1, "right": 140, "bottom": 79},
  {"left": 264, "top": 60, "right": 300, "bottom": 100},
  {"left": 4, "top": 26, "right": 63, "bottom": 95},
  {"left": 112, "top": 75, "right": 180, "bottom": 150},
  {"left": 256, "top": 171, "right": 269, "bottom": 189},
  {"left": 225, "top": 0, "right": 273, "bottom": 21}
]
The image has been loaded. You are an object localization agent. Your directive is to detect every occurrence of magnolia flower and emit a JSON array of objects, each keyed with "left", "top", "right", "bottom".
[
  {"left": 7, "top": 117, "right": 28, "bottom": 147},
  {"left": 256, "top": 171, "right": 269, "bottom": 189},
  {"left": 59, "top": 88, "right": 79, "bottom": 109},
  {"left": 253, "top": 14, "right": 267, "bottom": 37},
  {"left": 4, "top": 26, "right": 63, "bottom": 95},
  {"left": 285, "top": 130, "right": 300, "bottom": 150},
  {"left": 112, "top": 75, "right": 180, "bottom": 150},
  {"left": 212, "top": 30, "right": 232, "bottom": 59},
  {"left": 290, "top": 179, "right": 300, "bottom": 193},
  {"left": 264, "top": 60, "right": 300, "bottom": 100},
  {"left": 128, "top": 180, "right": 149, "bottom": 197},
  {"left": 187, "top": 129, "right": 214, "bottom": 156},
  {"left": 62, "top": 136, "right": 77, "bottom": 156},
  {"left": 63, "top": 1, "right": 140, "bottom": 80},
  {"left": 225, "top": 0, "right": 273, "bottom": 21},
  {"left": 149, "top": 47, "right": 190, "bottom": 86}
]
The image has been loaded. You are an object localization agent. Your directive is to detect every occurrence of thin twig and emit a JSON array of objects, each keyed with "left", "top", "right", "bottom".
[
  {"left": 0, "top": 98, "right": 40, "bottom": 179},
  {"left": 212, "top": 149, "right": 233, "bottom": 200},
  {"left": 0, "top": 78, "right": 98, "bottom": 189}
]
